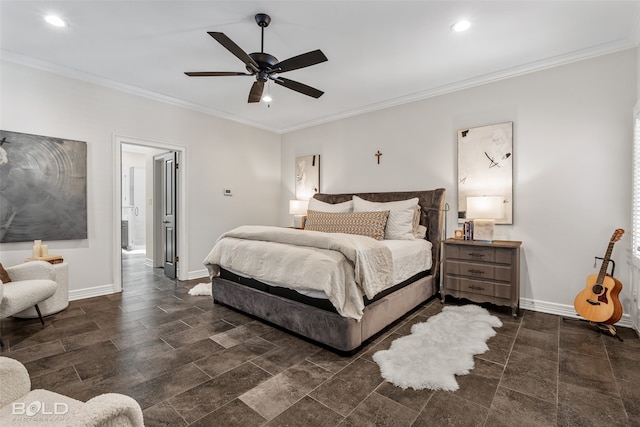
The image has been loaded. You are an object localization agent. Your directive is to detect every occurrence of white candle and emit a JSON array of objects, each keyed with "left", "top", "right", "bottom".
[
  {"left": 40, "top": 245, "right": 48, "bottom": 256},
  {"left": 32, "top": 245, "right": 40, "bottom": 259}
]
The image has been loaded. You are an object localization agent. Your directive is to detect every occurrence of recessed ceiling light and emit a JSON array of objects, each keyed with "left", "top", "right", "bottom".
[
  {"left": 262, "top": 94, "right": 273, "bottom": 103},
  {"left": 451, "top": 20, "right": 470, "bottom": 32},
  {"left": 45, "top": 15, "right": 68, "bottom": 27}
]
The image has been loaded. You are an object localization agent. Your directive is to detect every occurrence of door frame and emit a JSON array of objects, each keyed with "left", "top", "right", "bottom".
[
  {"left": 632, "top": 102, "right": 640, "bottom": 335},
  {"left": 113, "top": 134, "right": 188, "bottom": 292}
]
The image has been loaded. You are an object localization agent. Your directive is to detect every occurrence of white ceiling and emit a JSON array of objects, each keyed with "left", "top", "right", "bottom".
[{"left": 1, "top": 1, "right": 639, "bottom": 133}]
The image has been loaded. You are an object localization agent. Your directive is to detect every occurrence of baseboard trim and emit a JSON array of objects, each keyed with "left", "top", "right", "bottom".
[
  {"left": 520, "top": 298, "right": 632, "bottom": 328},
  {"left": 65, "top": 283, "right": 634, "bottom": 330},
  {"left": 69, "top": 284, "right": 116, "bottom": 301},
  {"left": 188, "top": 269, "right": 209, "bottom": 281}
]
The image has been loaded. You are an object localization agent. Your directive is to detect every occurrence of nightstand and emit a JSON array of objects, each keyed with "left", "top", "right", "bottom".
[{"left": 442, "top": 238, "right": 522, "bottom": 317}]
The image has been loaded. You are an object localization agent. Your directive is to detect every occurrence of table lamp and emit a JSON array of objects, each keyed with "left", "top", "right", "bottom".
[
  {"left": 466, "top": 196, "right": 504, "bottom": 242},
  {"left": 289, "top": 200, "right": 309, "bottom": 228}
]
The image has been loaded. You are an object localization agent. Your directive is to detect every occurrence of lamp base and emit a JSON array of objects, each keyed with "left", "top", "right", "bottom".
[
  {"left": 472, "top": 219, "right": 495, "bottom": 242},
  {"left": 293, "top": 215, "right": 306, "bottom": 229}
]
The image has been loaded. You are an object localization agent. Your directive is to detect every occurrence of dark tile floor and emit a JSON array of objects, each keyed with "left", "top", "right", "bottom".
[{"left": 1, "top": 253, "right": 639, "bottom": 426}]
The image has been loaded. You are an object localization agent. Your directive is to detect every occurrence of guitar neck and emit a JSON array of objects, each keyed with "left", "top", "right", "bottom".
[{"left": 596, "top": 240, "right": 616, "bottom": 284}]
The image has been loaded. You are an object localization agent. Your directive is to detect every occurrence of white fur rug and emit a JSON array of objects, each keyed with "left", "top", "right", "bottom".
[
  {"left": 373, "top": 305, "right": 502, "bottom": 391},
  {"left": 188, "top": 282, "right": 212, "bottom": 296}
]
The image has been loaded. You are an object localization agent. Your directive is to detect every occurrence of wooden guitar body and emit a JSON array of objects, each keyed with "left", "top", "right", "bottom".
[
  {"left": 574, "top": 274, "right": 617, "bottom": 323},
  {"left": 603, "top": 276, "right": 623, "bottom": 325},
  {"left": 573, "top": 229, "right": 624, "bottom": 324}
]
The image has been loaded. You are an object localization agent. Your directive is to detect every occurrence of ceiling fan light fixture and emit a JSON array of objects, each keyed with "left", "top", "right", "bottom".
[
  {"left": 451, "top": 20, "right": 470, "bottom": 32},
  {"left": 45, "top": 15, "right": 68, "bottom": 27},
  {"left": 262, "top": 81, "right": 273, "bottom": 103}
]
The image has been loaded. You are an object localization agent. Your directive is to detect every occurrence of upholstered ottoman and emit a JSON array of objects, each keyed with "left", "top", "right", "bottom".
[{"left": 13, "top": 262, "right": 69, "bottom": 318}]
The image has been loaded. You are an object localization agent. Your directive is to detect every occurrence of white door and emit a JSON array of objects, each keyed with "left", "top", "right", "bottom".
[{"left": 154, "top": 152, "right": 177, "bottom": 279}]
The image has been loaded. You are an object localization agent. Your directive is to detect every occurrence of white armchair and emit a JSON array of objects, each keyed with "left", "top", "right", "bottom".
[
  {"left": 0, "top": 261, "right": 58, "bottom": 326},
  {"left": 0, "top": 356, "right": 144, "bottom": 426}
]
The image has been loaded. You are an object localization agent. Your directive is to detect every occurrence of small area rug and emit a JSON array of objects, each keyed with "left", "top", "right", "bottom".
[
  {"left": 188, "top": 282, "right": 212, "bottom": 296},
  {"left": 372, "top": 304, "right": 502, "bottom": 391}
]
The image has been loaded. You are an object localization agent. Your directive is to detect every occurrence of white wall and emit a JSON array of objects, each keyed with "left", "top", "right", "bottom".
[
  {"left": 281, "top": 49, "right": 637, "bottom": 323},
  {"left": 0, "top": 61, "right": 281, "bottom": 295}
]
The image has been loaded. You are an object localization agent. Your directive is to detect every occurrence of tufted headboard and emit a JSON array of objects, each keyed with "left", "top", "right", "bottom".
[{"left": 313, "top": 188, "right": 446, "bottom": 283}]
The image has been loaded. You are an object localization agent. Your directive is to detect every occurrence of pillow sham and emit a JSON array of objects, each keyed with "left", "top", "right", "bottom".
[
  {"left": 307, "top": 198, "right": 353, "bottom": 213},
  {"left": 352, "top": 196, "right": 419, "bottom": 240},
  {"left": 305, "top": 210, "right": 390, "bottom": 240},
  {"left": 413, "top": 225, "right": 427, "bottom": 239}
]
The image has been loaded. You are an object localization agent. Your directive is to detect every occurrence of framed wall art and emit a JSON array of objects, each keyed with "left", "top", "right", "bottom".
[
  {"left": 0, "top": 130, "right": 87, "bottom": 243},
  {"left": 457, "top": 122, "right": 513, "bottom": 224},
  {"left": 295, "top": 154, "right": 320, "bottom": 200}
]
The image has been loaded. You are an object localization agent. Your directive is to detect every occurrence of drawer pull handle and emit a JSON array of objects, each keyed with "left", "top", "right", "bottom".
[
  {"left": 469, "top": 252, "right": 485, "bottom": 258},
  {"left": 468, "top": 269, "right": 485, "bottom": 274},
  {"left": 469, "top": 285, "right": 485, "bottom": 291}
]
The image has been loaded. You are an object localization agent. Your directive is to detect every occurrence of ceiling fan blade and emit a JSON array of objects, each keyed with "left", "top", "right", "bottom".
[
  {"left": 208, "top": 32, "right": 259, "bottom": 72},
  {"left": 248, "top": 80, "right": 265, "bottom": 103},
  {"left": 273, "top": 50, "right": 328, "bottom": 73},
  {"left": 185, "top": 71, "right": 252, "bottom": 77},
  {"left": 273, "top": 77, "right": 324, "bottom": 98}
]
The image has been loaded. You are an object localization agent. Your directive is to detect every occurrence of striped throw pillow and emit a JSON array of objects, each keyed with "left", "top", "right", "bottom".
[{"left": 305, "top": 210, "right": 390, "bottom": 240}]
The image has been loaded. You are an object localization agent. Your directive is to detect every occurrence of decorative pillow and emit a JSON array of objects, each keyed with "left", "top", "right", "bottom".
[
  {"left": 352, "top": 196, "right": 420, "bottom": 240},
  {"left": 305, "top": 210, "right": 390, "bottom": 240},
  {"left": 0, "top": 263, "right": 11, "bottom": 283},
  {"left": 307, "top": 198, "right": 353, "bottom": 213}
]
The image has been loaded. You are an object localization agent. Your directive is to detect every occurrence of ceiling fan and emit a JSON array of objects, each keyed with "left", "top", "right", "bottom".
[{"left": 185, "top": 13, "right": 328, "bottom": 103}]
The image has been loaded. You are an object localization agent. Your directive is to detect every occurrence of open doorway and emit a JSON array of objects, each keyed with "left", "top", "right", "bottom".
[
  {"left": 113, "top": 136, "right": 188, "bottom": 293},
  {"left": 121, "top": 144, "right": 168, "bottom": 283}
]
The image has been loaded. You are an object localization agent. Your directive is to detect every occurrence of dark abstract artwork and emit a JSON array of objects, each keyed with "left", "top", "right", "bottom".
[{"left": 0, "top": 130, "right": 87, "bottom": 243}]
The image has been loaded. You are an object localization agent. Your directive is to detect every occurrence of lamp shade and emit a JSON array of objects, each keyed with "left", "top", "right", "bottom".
[
  {"left": 289, "top": 199, "right": 309, "bottom": 215},
  {"left": 466, "top": 196, "right": 504, "bottom": 220}
]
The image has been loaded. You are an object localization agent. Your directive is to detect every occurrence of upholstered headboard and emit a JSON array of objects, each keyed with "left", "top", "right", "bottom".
[{"left": 313, "top": 189, "right": 446, "bottom": 283}]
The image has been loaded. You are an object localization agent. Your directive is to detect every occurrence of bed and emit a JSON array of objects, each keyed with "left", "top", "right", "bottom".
[{"left": 204, "top": 189, "right": 446, "bottom": 353}]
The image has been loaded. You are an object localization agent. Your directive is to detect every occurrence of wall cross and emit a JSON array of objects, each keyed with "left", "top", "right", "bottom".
[{"left": 375, "top": 150, "right": 382, "bottom": 164}]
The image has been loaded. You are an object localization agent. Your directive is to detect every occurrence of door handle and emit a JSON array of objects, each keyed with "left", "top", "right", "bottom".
[{"left": 163, "top": 220, "right": 170, "bottom": 224}]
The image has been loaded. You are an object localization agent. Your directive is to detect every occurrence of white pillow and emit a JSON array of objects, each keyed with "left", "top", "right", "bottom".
[
  {"left": 307, "top": 198, "right": 353, "bottom": 213},
  {"left": 352, "top": 196, "right": 419, "bottom": 240}
]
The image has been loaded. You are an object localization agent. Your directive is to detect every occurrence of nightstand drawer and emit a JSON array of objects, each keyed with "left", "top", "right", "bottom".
[
  {"left": 447, "top": 245, "right": 496, "bottom": 263},
  {"left": 444, "top": 277, "right": 495, "bottom": 297},
  {"left": 444, "top": 260, "right": 512, "bottom": 282}
]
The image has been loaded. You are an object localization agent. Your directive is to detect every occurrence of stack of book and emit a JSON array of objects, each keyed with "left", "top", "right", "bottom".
[
  {"left": 26, "top": 255, "right": 64, "bottom": 264},
  {"left": 462, "top": 221, "right": 474, "bottom": 240}
]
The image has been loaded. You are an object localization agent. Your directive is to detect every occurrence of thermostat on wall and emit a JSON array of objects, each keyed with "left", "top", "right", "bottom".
[{"left": 223, "top": 188, "right": 233, "bottom": 196}]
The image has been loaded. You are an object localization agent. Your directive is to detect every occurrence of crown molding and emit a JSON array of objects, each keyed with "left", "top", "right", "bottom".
[
  {"left": 0, "top": 50, "right": 282, "bottom": 134},
  {"left": 281, "top": 39, "right": 638, "bottom": 133},
  {"left": 2, "top": 37, "right": 636, "bottom": 135}
]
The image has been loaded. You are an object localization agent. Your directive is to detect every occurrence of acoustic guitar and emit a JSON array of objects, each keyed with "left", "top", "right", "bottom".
[{"left": 573, "top": 229, "right": 624, "bottom": 325}]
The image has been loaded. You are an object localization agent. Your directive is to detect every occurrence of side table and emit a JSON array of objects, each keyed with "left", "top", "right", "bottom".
[
  {"left": 14, "top": 262, "right": 69, "bottom": 318},
  {"left": 442, "top": 239, "right": 522, "bottom": 317}
]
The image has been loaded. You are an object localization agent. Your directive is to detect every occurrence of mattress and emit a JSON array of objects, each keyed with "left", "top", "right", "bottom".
[{"left": 223, "top": 238, "right": 432, "bottom": 301}]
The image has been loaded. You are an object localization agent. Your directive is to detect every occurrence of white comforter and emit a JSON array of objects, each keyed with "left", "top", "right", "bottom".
[{"left": 203, "top": 225, "right": 394, "bottom": 320}]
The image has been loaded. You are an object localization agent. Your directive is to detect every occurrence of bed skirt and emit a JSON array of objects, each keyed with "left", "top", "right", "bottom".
[{"left": 212, "top": 274, "right": 436, "bottom": 353}]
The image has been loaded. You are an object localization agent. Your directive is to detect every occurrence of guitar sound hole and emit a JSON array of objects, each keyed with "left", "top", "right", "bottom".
[{"left": 592, "top": 284, "right": 603, "bottom": 294}]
